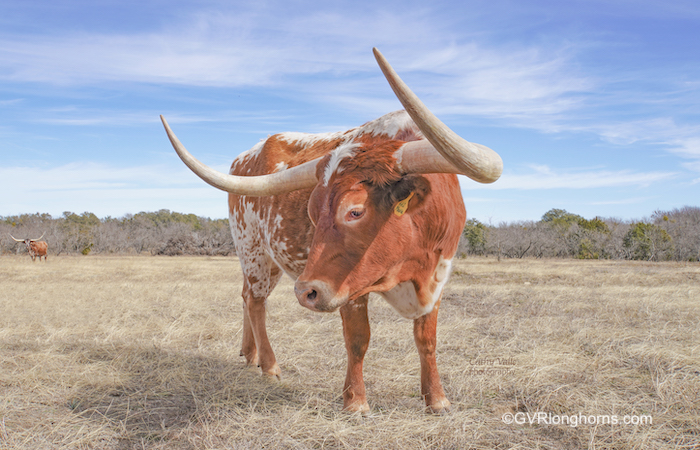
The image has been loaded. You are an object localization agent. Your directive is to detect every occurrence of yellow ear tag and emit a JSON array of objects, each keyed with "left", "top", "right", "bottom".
[{"left": 393, "top": 191, "right": 415, "bottom": 217}]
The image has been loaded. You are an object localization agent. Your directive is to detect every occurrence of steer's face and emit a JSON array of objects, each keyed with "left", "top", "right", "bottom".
[{"left": 294, "top": 141, "right": 429, "bottom": 312}]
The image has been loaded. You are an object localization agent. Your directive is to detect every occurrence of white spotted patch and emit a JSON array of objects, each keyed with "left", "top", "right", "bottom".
[
  {"left": 277, "top": 131, "right": 345, "bottom": 147},
  {"left": 229, "top": 203, "right": 273, "bottom": 298},
  {"left": 357, "top": 110, "right": 422, "bottom": 139},
  {"left": 378, "top": 282, "right": 425, "bottom": 319},
  {"left": 231, "top": 140, "right": 266, "bottom": 174},
  {"left": 230, "top": 200, "right": 308, "bottom": 297},
  {"left": 323, "top": 142, "right": 360, "bottom": 186},
  {"left": 378, "top": 257, "right": 452, "bottom": 319}
]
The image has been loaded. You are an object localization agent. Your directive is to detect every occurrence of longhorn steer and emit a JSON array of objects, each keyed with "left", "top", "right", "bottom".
[
  {"left": 161, "top": 49, "right": 502, "bottom": 413},
  {"left": 11, "top": 233, "right": 48, "bottom": 261}
]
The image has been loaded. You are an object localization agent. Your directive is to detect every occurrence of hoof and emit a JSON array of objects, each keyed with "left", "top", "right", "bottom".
[
  {"left": 427, "top": 398, "right": 451, "bottom": 415},
  {"left": 261, "top": 363, "right": 281, "bottom": 380},
  {"left": 343, "top": 401, "right": 370, "bottom": 415},
  {"left": 240, "top": 350, "right": 259, "bottom": 367}
]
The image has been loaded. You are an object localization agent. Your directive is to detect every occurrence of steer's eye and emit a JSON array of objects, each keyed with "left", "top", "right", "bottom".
[{"left": 346, "top": 208, "right": 365, "bottom": 221}]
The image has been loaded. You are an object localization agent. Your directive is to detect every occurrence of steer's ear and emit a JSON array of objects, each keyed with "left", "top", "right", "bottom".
[
  {"left": 393, "top": 191, "right": 414, "bottom": 216},
  {"left": 385, "top": 175, "right": 430, "bottom": 217}
]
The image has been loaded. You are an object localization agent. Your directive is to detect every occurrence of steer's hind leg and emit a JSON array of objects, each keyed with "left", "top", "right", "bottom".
[
  {"left": 413, "top": 298, "right": 451, "bottom": 414},
  {"left": 240, "top": 261, "right": 283, "bottom": 378},
  {"left": 340, "top": 294, "right": 371, "bottom": 413}
]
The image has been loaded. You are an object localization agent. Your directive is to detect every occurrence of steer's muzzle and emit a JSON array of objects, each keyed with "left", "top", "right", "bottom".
[{"left": 294, "top": 279, "right": 343, "bottom": 312}]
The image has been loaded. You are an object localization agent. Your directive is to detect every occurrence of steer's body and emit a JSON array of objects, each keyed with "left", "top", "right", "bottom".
[
  {"left": 162, "top": 48, "right": 502, "bottom": 413},
  {"left": 11, "top": 235, "right": 48, "bottom": 261},
  {"left": 228, "top": 111, "right": 464, "bottom": 412},
  {"left": 27, "top": 240, "right": 48, "bottom": 261}
]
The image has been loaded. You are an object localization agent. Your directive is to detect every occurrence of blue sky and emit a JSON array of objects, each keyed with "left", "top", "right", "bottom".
[{"left": 1, "top": 0, "right": 698, "bottom": 223}]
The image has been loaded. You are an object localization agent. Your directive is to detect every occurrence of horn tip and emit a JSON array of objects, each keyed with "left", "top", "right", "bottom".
[
  {"left": 483, "top": 162, "right": 504, "bottom": 184},
  {"left": 372, "top": 47, "right": 385, "bottom": 62}
]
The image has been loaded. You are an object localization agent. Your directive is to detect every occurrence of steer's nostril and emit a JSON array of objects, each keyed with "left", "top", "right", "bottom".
[{"left": 295, "top": 280, "right": 333, "bottom": 311}]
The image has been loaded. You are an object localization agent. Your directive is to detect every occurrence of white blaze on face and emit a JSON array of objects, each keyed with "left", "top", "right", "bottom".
[{"left": 378, "top": 256, "right": 453, "bottom": 319}]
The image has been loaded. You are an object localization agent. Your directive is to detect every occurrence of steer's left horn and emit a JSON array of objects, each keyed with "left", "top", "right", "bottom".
[
  {"left": 30, "top": 233, "right": 45, "bottom": 242},
  {"left": 373, "top": 48, "right": 502, "bottom": 184},
  {"left": 161, "top": 116, "right": 321, "bottom": 196}
]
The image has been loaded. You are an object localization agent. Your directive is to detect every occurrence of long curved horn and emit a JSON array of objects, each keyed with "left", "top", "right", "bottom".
[
  {"left": 30, "top": 233, "right": 45, "bottom": 242},
  {"left": 10, "top": 234, "right": 23, "bottom": 242},
  {"left": 161, "top": 116, "right": 320, "bottom": 196},
  {"left": 373, "top": 48, "right": 502, "bottom": 183}
]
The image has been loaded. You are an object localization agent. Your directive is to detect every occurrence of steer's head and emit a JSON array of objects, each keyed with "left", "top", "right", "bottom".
[
  {"left": 10, "top": 233, "right": 44, "bottom": 250},
  {"left": 294, "top": 140, "right": 431, "bottom": 311}
]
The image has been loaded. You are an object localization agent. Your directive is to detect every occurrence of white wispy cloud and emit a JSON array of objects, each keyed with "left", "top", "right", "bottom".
[
  {"left": 0, "top": 7, "right": 419, "bottom": 87},
  {"left": 669, "top": 137, "right": 700, "bottom": 159},
  {"left": 464, "top": 164, "right": 677, "bottom": 190},
  {"left": 0, "top": 6, "right": 592, "bottom": 117},
  {"left": 6, "top": 2, "right": 692, "bottom": 155},
  {"left": 0, "top": 161, "right": 231, "bottom": 191},
  {"left": 0, "top": 162, "right": 230, "bottom": 218}
]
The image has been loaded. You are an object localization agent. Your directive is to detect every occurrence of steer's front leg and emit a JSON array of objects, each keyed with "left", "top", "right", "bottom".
[
  {"left": 339, "top": 294, "right": 371, "bottom": 413},
  {"left": 240, "top": 302, "right": 259, "bottom": 366},
  {"left": 413, "top": 298, "right": 451, "bottom": 413}
]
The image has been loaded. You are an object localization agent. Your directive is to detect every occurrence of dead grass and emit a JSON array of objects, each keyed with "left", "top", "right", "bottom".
[{"left": 0, "top": 255, "right": 698, "bottom": 449}]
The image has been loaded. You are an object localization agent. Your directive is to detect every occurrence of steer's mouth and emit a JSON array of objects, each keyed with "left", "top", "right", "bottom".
[{"left": 294, "top": 279, "right": 348, "bottom": 312}]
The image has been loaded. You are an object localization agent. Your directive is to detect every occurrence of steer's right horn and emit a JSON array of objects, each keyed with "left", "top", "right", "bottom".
[
  {"left": 373, "top": 48, "right": 503, "bottom": 184},
  {"left": 161, "top": 116, "right": 320, "bottom": 196},
  {"left": 10, "top": 234, "right": 23, "bottom": 242}
]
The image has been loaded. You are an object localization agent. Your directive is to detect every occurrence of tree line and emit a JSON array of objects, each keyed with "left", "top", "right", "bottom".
[
  {"left": 2, "top": 206, "right": 699, "bottom": 261},
  {"left": 459, "top": 206, "right": 700, "bottom": 261},
  {"left": 1, "top": 210, "right": 234, "bottom": 256}
]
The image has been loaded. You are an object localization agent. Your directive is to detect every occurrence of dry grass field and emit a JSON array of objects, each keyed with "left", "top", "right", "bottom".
[{"left": 1, "top": 255, "right": 698, "bottom": 449}]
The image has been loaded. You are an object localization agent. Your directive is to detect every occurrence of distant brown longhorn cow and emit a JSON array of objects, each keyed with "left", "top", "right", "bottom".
[
  {"left": 11, "top": 233, "right": 48, "bottom": 261},
  {"left": 161, "top": 48, "right": 503, "bottom": 413}
]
